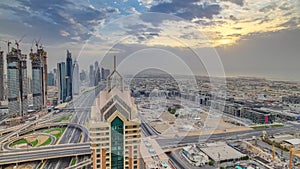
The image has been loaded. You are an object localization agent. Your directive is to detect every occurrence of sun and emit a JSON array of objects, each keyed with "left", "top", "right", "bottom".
[{"left": 218, "top": 39, "right": 232, "bottom": 46}]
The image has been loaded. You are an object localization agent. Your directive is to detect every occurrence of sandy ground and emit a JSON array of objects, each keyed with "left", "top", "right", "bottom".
[
  {"left": 26, "top": 135, "right": 37, "bottom": 142},
  {"left": 150, "top": 113, "right": 252, "bottom": 138},
  {"left": 15, "top": 135, "right": 50, "bottom": 148},
  {"left": 49, "top": 130, "right": 60, "bottom": 134},
  {"left": 36, "top": 135, "right": 49, "bottom": 146},
  {"left": 5, "top": 163, "right": 35, "bottom": 169}
]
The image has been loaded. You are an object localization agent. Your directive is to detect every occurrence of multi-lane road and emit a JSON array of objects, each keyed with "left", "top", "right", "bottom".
[
  {"left": 0, "top": 143, "right": 90, "bottom": 165},
  {"left": 43, "top": 85, "right": 103, "bottom": 169}
]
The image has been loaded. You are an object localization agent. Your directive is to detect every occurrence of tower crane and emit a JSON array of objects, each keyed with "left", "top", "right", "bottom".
[{"left": 15, "top": 35, "right": 26, "bottom": 49}]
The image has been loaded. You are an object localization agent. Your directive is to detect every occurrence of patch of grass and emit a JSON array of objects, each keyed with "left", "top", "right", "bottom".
[
  {"left": 71, "top": 158, "right": 76, "bottom": 166},
  {"left": 251, "top": 125, "right": 269, "bottom": 129},
  {"left": 251, "top": 124, "right": 284, "bottom": 129},
  {"left": 37, "top": 162, "right": 43, "bottom": 169},
  {"left": 79, "top": 134, "right": 82, "bottom": 142},
  {"left": 11, "top": 139, "right": 28, "bottom": 146},
  {"left": 30, "top": 139, "right": 39, "bottom": 147},
  {"left": 39, "top": 138, "right": 52, "bottom": 147},
  {"left": 44, "top": 127, "right": 66, "bottom": 143},
  {"left": 270, "top": 124, "right": 284, "bottom": 128},
  {"left": 55, "top": 114, "right": 72, "bottom": 122}
]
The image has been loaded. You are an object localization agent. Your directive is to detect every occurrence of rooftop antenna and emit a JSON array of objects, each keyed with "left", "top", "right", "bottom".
[{"left": 15, "top": 34, "right": 26, "bottom": 49}]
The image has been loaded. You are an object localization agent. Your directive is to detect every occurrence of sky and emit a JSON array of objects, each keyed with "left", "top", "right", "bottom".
[{"left": 0, "top": 0, "right": 299, "bottom": 81}]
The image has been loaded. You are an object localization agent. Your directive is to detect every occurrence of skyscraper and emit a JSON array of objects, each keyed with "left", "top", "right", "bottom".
[
  {"left": 88, "top": 56, "right": 140, "bottom": 169},
  {"left": 80, "top": 70, "right": 86, "bottom": 82},
  {"left": 101, "top": 67, "right": 110, "bottom": 81},
  {"left": 7, "top": 47, "right": 28, "bottom": 117},
  {"left": 72, "top": 59, "right": 79, "bottom": 95},
  {"left": 30, "top": 47, "right": 47, "bottom": 110},
  {"left": 53, "top": 68, "right": 57, "bottom": 86},
  {"left": 41, "top": 48, "right": 48, "bottom": 108},
  {"left": 30, "top": 49, "right": 43, "bottom": 110},
  {"left": 66, "top": 50, "right": 73, "bottom": 100},
  {"left": 94, "top": 61, "right": 101, "bottom": 86},
  {"left": 47, "top": 72, "right": 55, "bottom": 86},
  {"left": 0, "top": 49, "right": 4, "bottom": 101},
  {"left": 89, "top": 65, "right": 95, "bottom": 87},
  {"left": 57, "top": 62, "right": 67, "bottom": 103}
]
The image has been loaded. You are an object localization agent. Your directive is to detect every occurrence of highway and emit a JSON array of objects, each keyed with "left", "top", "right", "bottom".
[
  {"left": 43, "top": 85, "right": 102, "bottom": 169},
  {"left": 0, "top": 143, "right": 90, "bottom": 165},
  {"left": 156, "top": 124, "right": 300, "bottom": 149},
  {"left": 0, "top": 117, "right": 299, "bottom": 166}
]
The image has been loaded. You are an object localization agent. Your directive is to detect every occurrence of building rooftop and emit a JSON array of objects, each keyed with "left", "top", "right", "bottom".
[
  {"left": 200, "top": 142, "right": 246, "bottom": 162},
  {"left": 284, "top": 139, "right": 300, "bottom": 145}
]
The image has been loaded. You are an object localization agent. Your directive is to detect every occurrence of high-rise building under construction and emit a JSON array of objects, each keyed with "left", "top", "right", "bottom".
[
  {"left": 7, "top": 47, "right": 28, "bottom": 117},
  {"left": 30, "top": 46, "right": 48, "bottom": 110}
]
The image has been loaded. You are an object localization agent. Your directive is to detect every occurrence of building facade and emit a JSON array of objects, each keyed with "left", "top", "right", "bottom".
[
  {"left": 7, "top": 48, "right": 28, "bottom": 117},
  {"left": 88, "top": 56, "right": 141, "bottom": 169}
]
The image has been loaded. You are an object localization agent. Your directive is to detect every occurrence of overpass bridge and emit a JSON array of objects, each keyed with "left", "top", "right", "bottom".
[{"left": 0, "top": 143, "right": 90, "bottom": 165}]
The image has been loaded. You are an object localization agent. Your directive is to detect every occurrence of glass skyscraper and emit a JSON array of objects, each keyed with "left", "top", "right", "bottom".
[{"left": 57, "top": 62, "right": 67, "bottom": 103}]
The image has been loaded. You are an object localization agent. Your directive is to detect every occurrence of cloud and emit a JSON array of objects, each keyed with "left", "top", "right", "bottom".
[
  {"left": 0, "top": 0, "right": 299, "bottom": 49},
  {"left": 223, "top": 0, "right": 244, "bottom": 6},
  {"left": 149, "top": 0, "right": 222, "bottom": 20},
  {"left": 0, "top": 0, "right": 107, "bottom": 44}
]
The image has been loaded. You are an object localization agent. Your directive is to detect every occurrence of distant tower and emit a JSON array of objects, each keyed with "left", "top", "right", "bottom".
[
  {"left": 88, "top": 56, "right": 141, "bottom": 169},
  {"left": 101, "top": 67, "right": 110, "bottom": 81},
  {"left": 89, "top": 65, "right": 95, "bottom": 87},
  {"left": 80, "top": 70, "right": 86, "bottom": 82},
  {"left": 7, "top": 47, "right": 28, "bottom": 117},
  {"left": 94, "top": 61, "right": 101, "bottom": 86},
  {"left": 57, "top": 62, "right": 67, "bottom": 103},
  {"left": 0, "top": 49, "right": 4, "bottom": 100},
  {"left": 72, "top": 59, "right": 79, "bottom": 95},
  {"left": 47, "top": 72, "right": 55, "bottom": 86},
  {"left": 53, "top": 68, "right": 57, "bottom": 86}
]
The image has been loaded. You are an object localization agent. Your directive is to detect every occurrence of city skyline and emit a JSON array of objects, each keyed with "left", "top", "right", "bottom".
[
  {"left": 0, "top": 0, "right": 299, "bottom": 81},
  {"left": 1, "top": 1, "right": 300, "bottom": 169}
]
